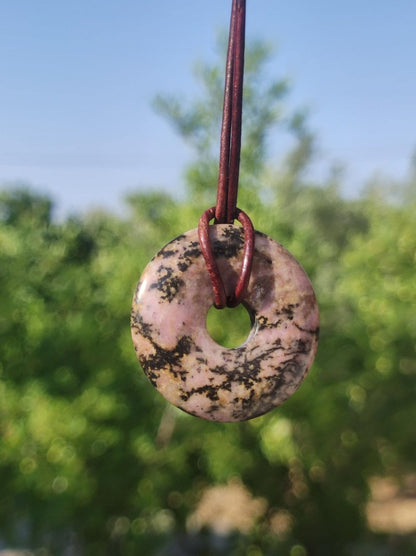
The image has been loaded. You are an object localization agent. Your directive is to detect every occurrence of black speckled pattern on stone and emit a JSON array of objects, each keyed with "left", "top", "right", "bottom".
[{"left": 131, "top": 225, "right": 319, "bottom": 422}]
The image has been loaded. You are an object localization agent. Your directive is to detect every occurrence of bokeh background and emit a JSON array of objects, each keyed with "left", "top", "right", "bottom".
[{"left": 1, "top": 1, "right": 415, "bottom": 555}]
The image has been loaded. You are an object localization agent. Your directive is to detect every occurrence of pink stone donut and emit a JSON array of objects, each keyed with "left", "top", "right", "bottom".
[{"left": 131, "top": 224, "right": 319, "bottom": 422}]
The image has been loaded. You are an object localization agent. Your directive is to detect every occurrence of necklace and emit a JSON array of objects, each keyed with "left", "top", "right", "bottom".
[{"left": 131, "top": 0, "right": 319, "bottom": 422}]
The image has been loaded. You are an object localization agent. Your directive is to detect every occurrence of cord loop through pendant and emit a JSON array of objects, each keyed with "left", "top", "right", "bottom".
[{"left": 199, "top": 206, "right": 255, "bottom": 308}]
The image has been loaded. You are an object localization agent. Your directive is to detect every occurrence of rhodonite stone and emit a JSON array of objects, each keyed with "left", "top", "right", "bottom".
[{"left": 131, "top": 224, "right": 319, "bottom": 422}]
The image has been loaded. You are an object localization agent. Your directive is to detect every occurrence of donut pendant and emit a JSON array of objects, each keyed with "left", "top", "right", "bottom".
[{"left": 131, "top": 225, "right": 319, "bottom": 422}]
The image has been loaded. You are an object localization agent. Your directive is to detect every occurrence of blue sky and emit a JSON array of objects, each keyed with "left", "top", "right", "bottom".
[{"left": 1, "top": 1, "right": 415, "bottom": 217}]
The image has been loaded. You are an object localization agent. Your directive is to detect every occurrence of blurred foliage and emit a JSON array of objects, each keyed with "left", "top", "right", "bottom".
[{"left": 1, "top": 40, "right": 416, "bottom": 555}]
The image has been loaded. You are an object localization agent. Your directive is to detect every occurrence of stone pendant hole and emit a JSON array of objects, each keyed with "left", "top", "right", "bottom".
[{"left": 206, "top": 303, "right": 253, "bottom": 348}]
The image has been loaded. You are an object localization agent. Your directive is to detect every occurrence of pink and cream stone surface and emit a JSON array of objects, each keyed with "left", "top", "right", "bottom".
[{"left": 131, "top": 225, "right": 319, "bottom": 422}]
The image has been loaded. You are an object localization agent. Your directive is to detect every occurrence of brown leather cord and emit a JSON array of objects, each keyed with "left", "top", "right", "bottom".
[
  {"left": 229, "top": 208, "right": 254, "bottom": 307},
  {"left": 225, "top": 0, "right": 245, "bottom": 224},
  {"left": 198, "top": 0, "right": 254, "bottom": 309},
  {"left": 215, "top": 0, "right": 245, "bottom": 224},
  {"left": 198, "top": 206, "right": 254, "bottom": 309},
  {"left": 199, "top": 207, "right": 227, "bottom": 309}
]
